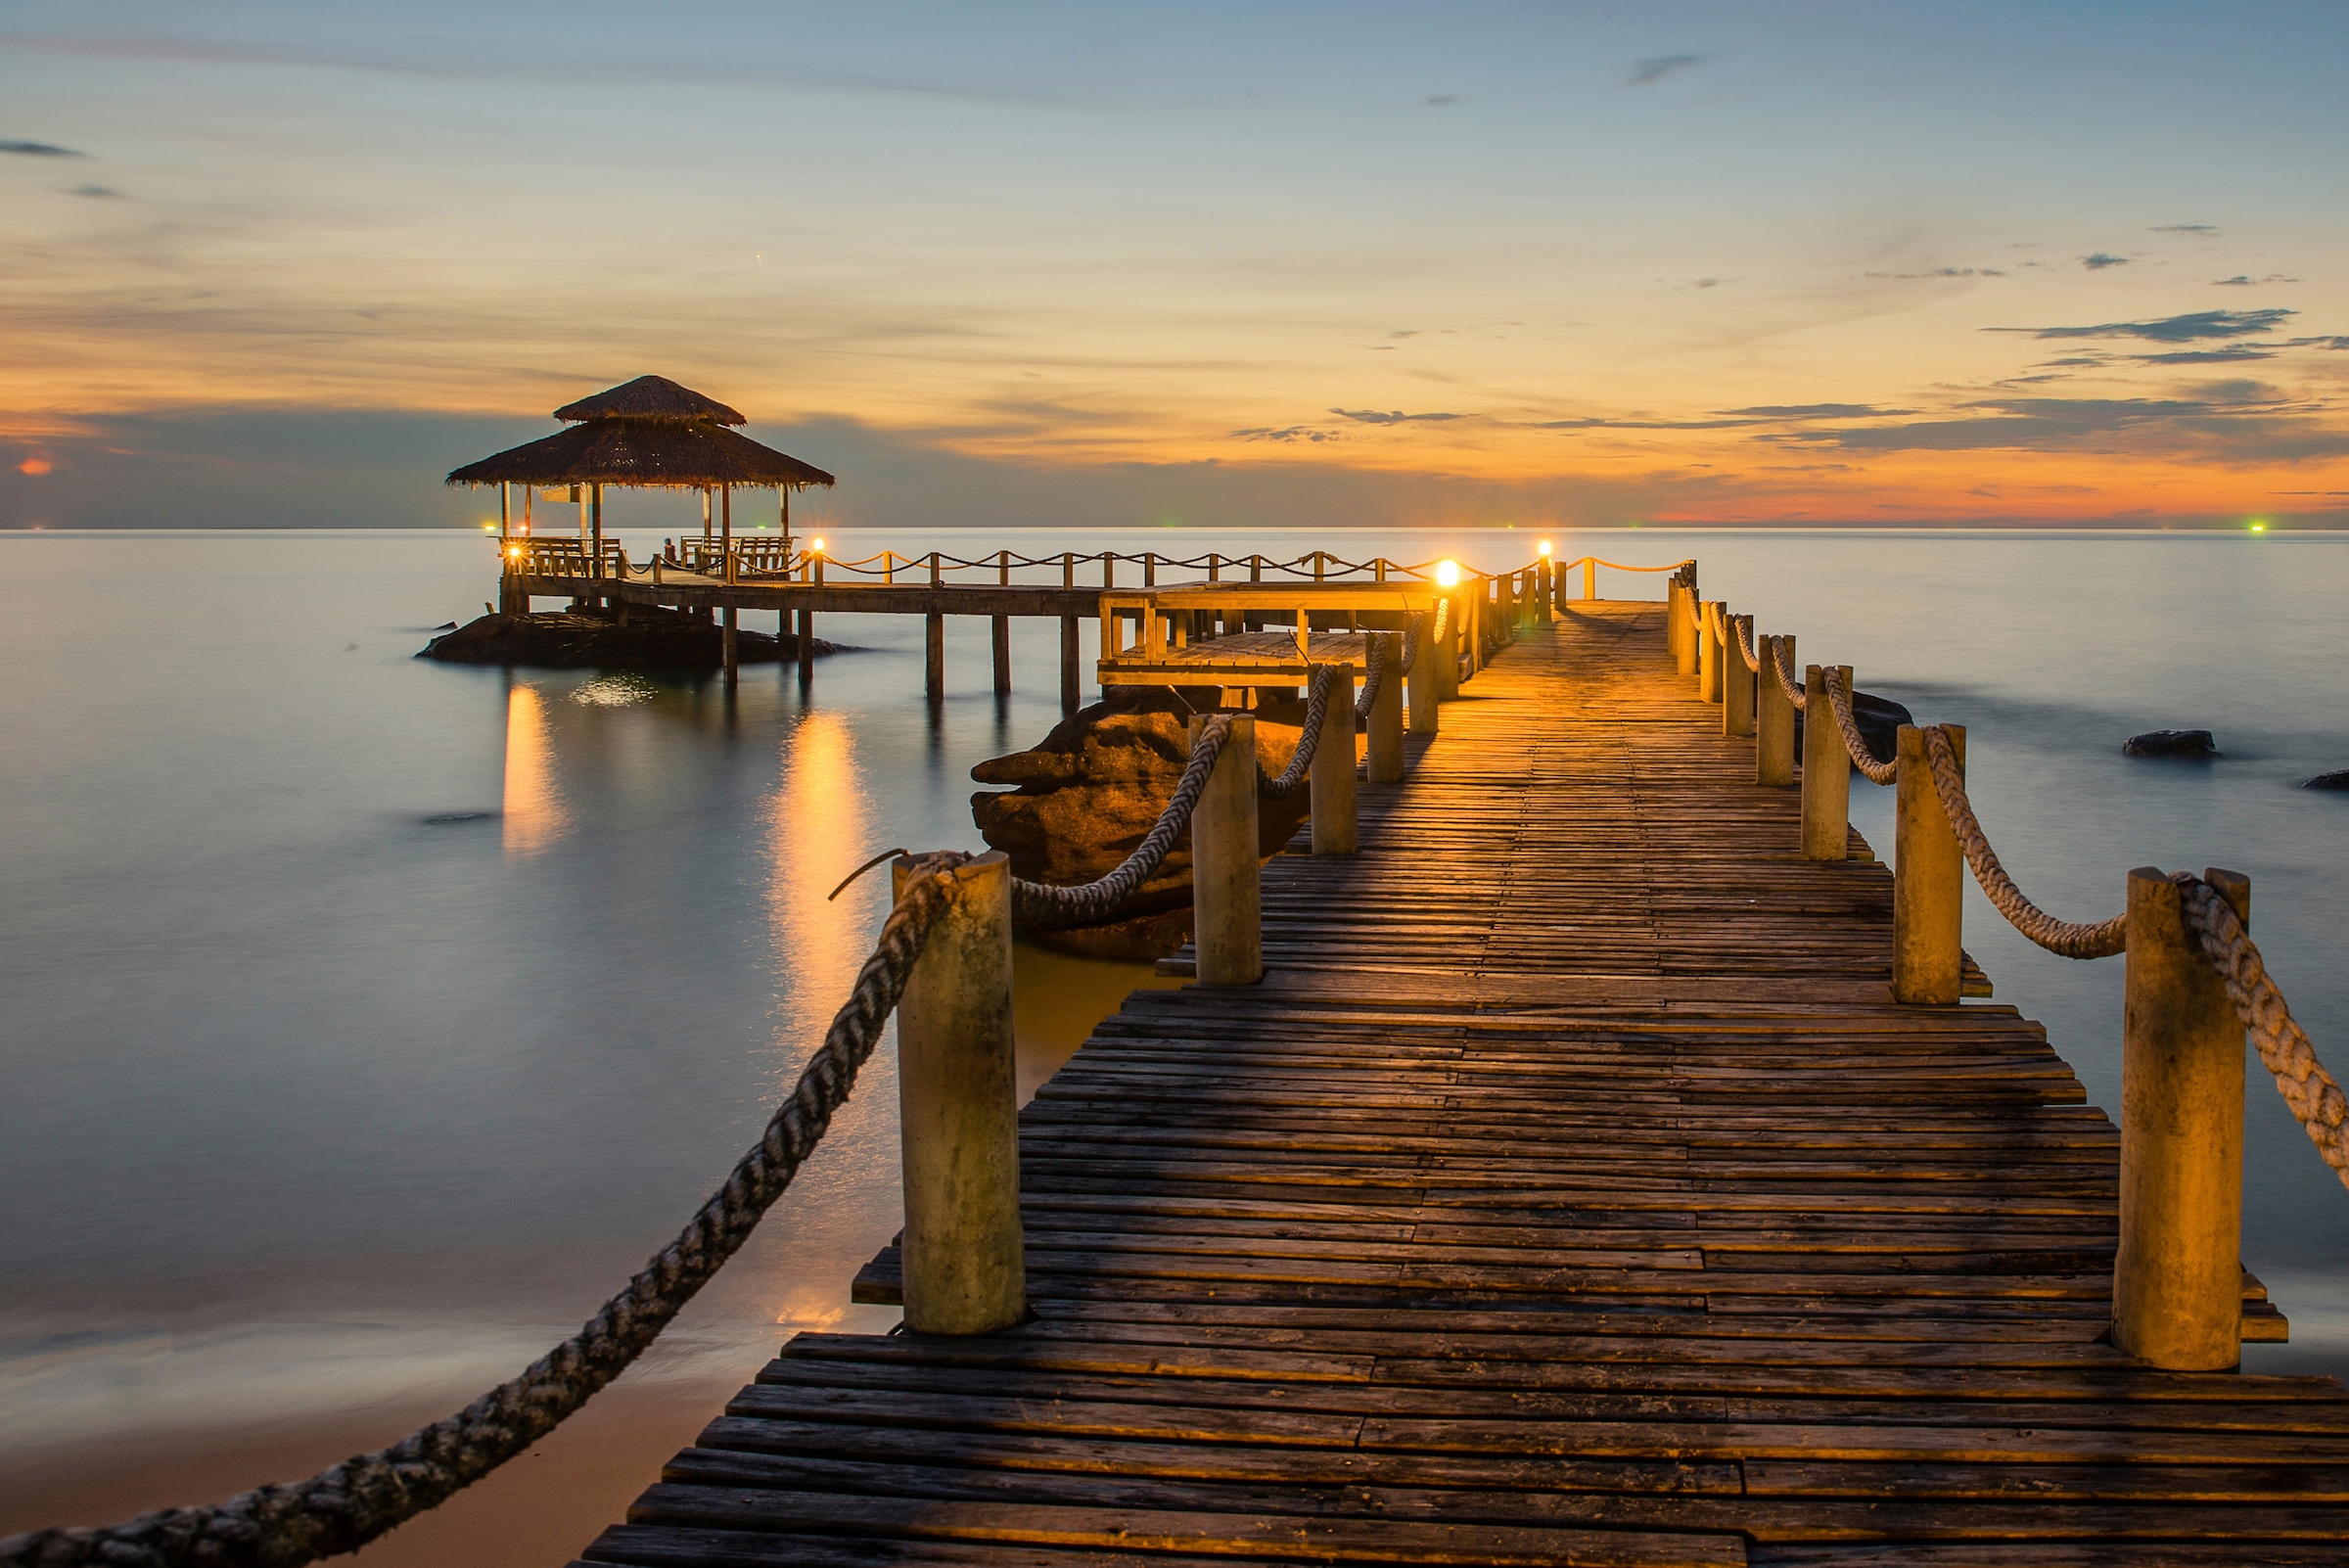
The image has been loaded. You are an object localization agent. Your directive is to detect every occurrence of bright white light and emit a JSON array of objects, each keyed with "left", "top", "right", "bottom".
[
  {"left": 809, "top": 537, "right": 827, "bottom": 553},
  {"left": 1538, "top": 539, "right": 1552, "bottom": 557},
  {"left": 1435, "top": 559, "right": 1461, "bottom": 587}
]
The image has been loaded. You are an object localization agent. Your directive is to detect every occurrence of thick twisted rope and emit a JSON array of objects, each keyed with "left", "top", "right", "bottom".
[
  {"left": 1010, "top": 715, "right": 1233, "bottom": 928},
  {"left": 1820, "top": 667, "right": 1898, "bottom": 786},
  {"left": 1353, "top": 635, "right": 1387, "bottom": 721},
  {"left": 1921, "top": 724, "right": 2126, "bottom": 959},
  {"left": 1397, "top": 613, "right": 1425, "bottom": 674},
  {"left": 2181, "top": 881, "right": 2349, "bottom": 1189},
  {"left": 0, "top": 855, "right": 971, "bottom": 1568},
  {"left": 1734, "top": 616, "right": 1760, "bottom": 673},
  {"left": 1259, "top": 664, "right": 1342, "bottom": 801},
  {"left": 1770, "top": 637, "right": 1807, "bottom": 712}
]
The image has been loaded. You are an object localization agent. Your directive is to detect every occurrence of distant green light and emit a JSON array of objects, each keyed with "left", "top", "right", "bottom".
[{"left": 2250, "top": 520, "right": 2268, "bottom": 532}]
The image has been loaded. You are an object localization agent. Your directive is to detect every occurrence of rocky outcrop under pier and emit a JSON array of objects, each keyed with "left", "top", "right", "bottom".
[
  {"left": 418, "top": 605, "right": 837, "bottom": 669},
  {"left": 972, "top": 686, "right": 1313, "bottom": 961}
]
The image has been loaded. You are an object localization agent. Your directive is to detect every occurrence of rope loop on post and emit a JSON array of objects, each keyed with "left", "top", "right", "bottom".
[
  {"left": 1770, "top": 637, "right": 1807, "bottom": 712},
  {"left": 1009, "top": 715, "right": 1234, "bottom": 928},
  {"left": 1354, "top": 634, "right": 1386, "bottom": 721},
  {"left": 1920, "top": 723, "right": 2126, "bottom": 959},
  {"left": 1820, "top": 667, "right": 1898, "bottom": 786},
  {"left": 1734, "top": 616, "right": 1761, "bottom": 673},
  {"left": 2180, "top": 880, "right": 2349, "bottom": 1190},
  {"left": 1259, "top": 664, "right": 1343, "bottom": 801},
  {"left": 0, "top": 854, "right": 973, "bottom": 1568}
]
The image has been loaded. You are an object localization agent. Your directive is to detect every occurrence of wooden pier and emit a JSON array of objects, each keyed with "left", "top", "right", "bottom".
[{"left": 575, "top": 602, "right": 2348, "bottom": 1568}]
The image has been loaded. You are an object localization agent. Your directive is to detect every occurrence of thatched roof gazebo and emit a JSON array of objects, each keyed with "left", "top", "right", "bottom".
[{"left": 446, "top": 375, "right": 834, "bottom": 561}]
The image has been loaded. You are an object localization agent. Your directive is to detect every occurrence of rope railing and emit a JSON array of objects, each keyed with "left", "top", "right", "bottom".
[
  {"left": 1354, "top": 634, "right": 1388, "bottom": 721},
  {"left": 1920, "top": 724, "right": 2127, "bottom": 960},
  {"left": 2184, "top": 880, "right": 2349, "bottom": 1185},
  {"left": 1009, "top": 716, "right": 1233, "bottom": 929},
  {"left": 1770, "top": 637, "right": 1807, "bottom": 711},
  {"left": 0, "top": 853, "right": 976, "bottom": 1568},
  {"left": 1734, "top": 616, "right": 1761, "bottom": 674},
  {"left": 1820, "top": 667, "right": 1897, "bottom": 786},
  {"left": 1259, "top": 665, "right": 1342, "bottom": 801}
]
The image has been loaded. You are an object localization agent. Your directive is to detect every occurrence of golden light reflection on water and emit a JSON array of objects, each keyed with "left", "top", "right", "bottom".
[{"left": 499, "top": 682, "right": 566, "bottom": 858}]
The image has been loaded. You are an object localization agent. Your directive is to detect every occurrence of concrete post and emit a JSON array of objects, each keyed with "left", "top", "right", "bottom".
[
  {"left": 1674, "top": 585, "right": 1697, "bottom": 675},
  {"left": 890, "top": 851, "right": 1025, "bottom": 1337},
  {"left": 1801, "top": 665, "right": 1851, "bottom": 860},
  {"left": 1437, "top": 594, "right": 1461, "bottom": 701},
  {"left": 1710, "top": 600, "right": 1728, "bottom": 699},
  {"left": 1368, "top": 633, "right": 1405, "bottom": 782},
  {"left": 1757, "top": 633, "right": 1797, "bottom": 786},
  {"left": 1311, "top": 669, "right": 1358, "bottom": 854},
  {"left": 1535, "top": 562, "right": 1553, "bottom": 624},
  {"left": 1892, "top": 724, "right": 1966, "bottom": 1004},
  {"left": 1406, "top": 615, "right": 1439, "bottom": 737},
  {"left": 1583, "top": 558, "right": 1596, "bottom": 601},
  {"left": 1190, "top": 714, "right": 1263, "bottom": 986},
  {"left": 1724, "top": 615, "right": 1756, "bottom": 737},
  {"left": 2114, "top": 866, "right": 2249, "bottom": 1371}
]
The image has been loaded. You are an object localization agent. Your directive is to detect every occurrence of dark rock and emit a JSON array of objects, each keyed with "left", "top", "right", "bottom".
[
  {"left": 971, "top": 685, "right": 1313, "bottom": 961},
  {"left": 2124, "top": 728, "right": 2218, "bottom": 760},
  {"left": 2302, "top": 770, "right": 2349, "bottom": 791},
  {"left": 1790, "top": 690, "right": 1912, "bottom": 767},
  {"left": 417, "top": 605, "right": 836, "bottom": 669}
]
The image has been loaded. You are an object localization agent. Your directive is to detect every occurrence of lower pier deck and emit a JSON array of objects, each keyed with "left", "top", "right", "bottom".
[{"left": 580, "top": 603, "right": 2348, "bottom": 1567}]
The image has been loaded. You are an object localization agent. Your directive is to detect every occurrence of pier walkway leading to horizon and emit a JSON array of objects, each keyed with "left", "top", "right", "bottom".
[{"left": 577, "top": 603, "right": 2349, "bottom": 1568}]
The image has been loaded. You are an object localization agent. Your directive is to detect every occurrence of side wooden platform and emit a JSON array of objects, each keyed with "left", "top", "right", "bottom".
[{"left": 579, "top": 602, "right": 2342, "bottom": 1568}]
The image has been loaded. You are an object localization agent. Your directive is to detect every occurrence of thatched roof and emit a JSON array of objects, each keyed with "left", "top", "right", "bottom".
[
  {"left": 446, "top": 420, "right": 835, "bottom": 490},
  {"left": 553, "top": 375, "right": 744, "bottom": 426}
]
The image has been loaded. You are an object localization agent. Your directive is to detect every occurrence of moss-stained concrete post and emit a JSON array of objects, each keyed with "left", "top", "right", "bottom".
[
  {"left": 1367, "top": 633, "right": 1405, "bottom": 782},
  {"left": 1191, "top": 714, "right": 1263, "bottom": 986},
  {"left": 2115, "top": 865, "right": 2248, "bottom": 1371},
  {"left": 1311, "top": 669, "right": 1358, "bottom": 855},
  {"left": 1724, "top": 615, "right": 1756, "bottom": 737},
  {"left": 1801, "top": 664, "right": 1852, "bottom": 860},
  {"left": 1757, "top": 633, "right": 1796, "bottom": 786},
  {"left": 891, "top": 851, "right": 1025, "bottom": 1336},
  {"left": 1892, "top": 723, "right": 1965, "bottom": 1004}
]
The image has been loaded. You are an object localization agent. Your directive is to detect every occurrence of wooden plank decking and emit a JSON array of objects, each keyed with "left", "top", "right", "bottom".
[{"left": 579, "top": 602, "right": 2349, "bottom": 1567}]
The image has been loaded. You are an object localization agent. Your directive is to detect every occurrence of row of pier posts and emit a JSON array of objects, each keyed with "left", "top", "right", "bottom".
[{"left": 1665, "top": 581, "right": 2256, "bottom": 1373}]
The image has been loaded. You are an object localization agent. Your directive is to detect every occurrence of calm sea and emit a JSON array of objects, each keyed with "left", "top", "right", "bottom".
[{"left": 4, "top": 528, "right": 2346, "bottom": 1560}]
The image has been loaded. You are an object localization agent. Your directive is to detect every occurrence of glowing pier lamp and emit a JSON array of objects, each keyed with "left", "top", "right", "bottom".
[
  {"left": 1539, "top": 539, "right": 1552, "bottom": 558},
  {"left": 1435, "top": 559, "right": 1461, "bottom": 588},
  {"left": 808, "top": 537, "right": 826, "bottom": 554}
]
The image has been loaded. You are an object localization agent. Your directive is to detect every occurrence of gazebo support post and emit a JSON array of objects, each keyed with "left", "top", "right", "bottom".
[{"left": 590, "top": 484, "right": 605, "bottom": 590}]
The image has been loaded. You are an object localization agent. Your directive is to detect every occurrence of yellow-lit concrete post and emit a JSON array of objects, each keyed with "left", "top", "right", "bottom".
[
  {"left": 1674, "top": 584, "right": 1698, "bottom": 675},
  {"left": 1190, "top": 714, "right": 1263, "bottom": 986},
  {"left": 1757, "top": 633, "right": 1796, "bottom": 786},
  {"left": 1892, "top": 724, "right": 1965, "bottom": 1004},
  {"left": 1368, "top": 632, "right": 1405, "bottom": 781},
  {"left": 891, "top": 851, "right": 1025, "bottom": 1336},
  {"left": 1723, "top": 614, "right": 1756, "bottom": 737},
  {"left": 1534, "top": 561, "right": 1553, "bottom": 625},
  {"left": 1406, "top": 613, "right": 1440, "bottom": 735},
  {"left": 1584, "top": 558, "right": 1596, "bottom": 601},
  {"left": 2114, "top": 866, "right": 2249, "bottom": 1371},
  {"left": 1698, "top": 602, "right": 1723, "bottom": 702},
  {"left": 1438, "top": 594, "right": 1462, "bottom": 700},
  {"left": 1310, "top": 669, "right": 1358, "bottom": 854},
  {"left": 1801, "top": 665, "right": 1852, "bottom": 860}
]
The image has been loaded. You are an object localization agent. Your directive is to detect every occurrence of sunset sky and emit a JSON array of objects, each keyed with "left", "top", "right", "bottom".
[{"left": 4, "top": 1, "right": 2346, "bottom": 529}]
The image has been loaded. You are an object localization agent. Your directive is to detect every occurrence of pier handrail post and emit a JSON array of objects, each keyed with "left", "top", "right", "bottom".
[
  {"left": 1190, "top": 714, "right": 1264, "bottom": 985},
  {"left": 1584, "top": 557, "right": 1596, "bottom": 601},
  {"left": 1310, "top": 667, "right": 1358, "bottom": 854},
  {"left": 2115, "top": 865, "right": 2249, "bottom": 1370},
  {"left": 1892, "top": 723, "right": 1965, "bottom": 1004},
  {"left": 1535, "top": 560, "right": 1553, "bottom": 624},
  {"left": 1757, "top": 633, "right": 1796, "bottom": 786},
  {"left": 890, "top": 851, "right": 1026, "bottom": 1336},
  {"left": 1437, "top": 592, "right": 1462, "bottom": 701},
  {"left": 1698, "top": 602, "right": 1723, "bottom": 702},
  {"left": 1674, "top": 581, "right": 1697, "bottom": 675},
  {"left": 1800, "top": 664, "right": 1852, "bottom": 860},
  {"left": 1059, "top": 552, "right": 1081, "bottom": 716},
  {"left": 1724, "top": 614, "right": 1756, "bottom": 736},
  {"left": 1406, "top": 613, "right": 1440, "bottom": 736},
  {"left": 1368, "top": 632, "right": 1405, "bottom": 779}
]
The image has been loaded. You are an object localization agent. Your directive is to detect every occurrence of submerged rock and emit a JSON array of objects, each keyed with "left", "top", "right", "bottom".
[
  {"left": 417, "top": 605, "right": 836, "bottom": 669},
  {"left": 2124, "top": 728, "right": 2218, "bottom": 760},
  {"left": 2302, "top": 770, "right": 2349, "bottom": 791},
  {"left": 1791, "top": 690, "right": 1912, "bottom": 767},
  {"left": 971, "top": 685, "right": 1313, "bottom": 961}
]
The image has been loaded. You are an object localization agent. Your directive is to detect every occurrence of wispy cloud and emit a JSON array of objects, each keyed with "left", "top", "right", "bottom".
[
  {"left": 2081, "top": 253, "right": 2130, "bottom": 270},
  {"left": 1329, "top": 407, "right": 1462, "bottom": 425},
  {"left": 1991, "top": 308, "right": 2295, "bottom": 344},
  {"left": 1865, "top": 267, "right": 2004, "bottom": 280},
  {"left": 1721, "top": 404, "right": 1904, "bottom": 420},
  {"left": 1421, "top": 94, "right": 1458, "bottom": 108},
  {"left": 1628, "top": 53, "right": 1706, "bottom": 86},
  {"left": 2133, "top": 346, "right": 2274, "bottom": 364},
  {"left": 66, "top": 184, "right": 123, "bottom": 199},
  {"left": 2153, "top": 223, "right": 2218, "bottom": 235},
  {"left": 1231, "top": 426, "right": 1340, "bottom": 442},
  {"left": 1, "top": 139, "right": 84, "bottom": 157},
  {"left": 1759, "top": 385, "right": 2349, "bottom": 463}
]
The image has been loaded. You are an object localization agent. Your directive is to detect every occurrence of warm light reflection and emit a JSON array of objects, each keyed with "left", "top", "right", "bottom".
[
  {"left": 500, "top": 683, "right": 567, "bottom": 857},
  {"left": 1435, "top": 559, "right": 1460, "bottom": 587}
]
